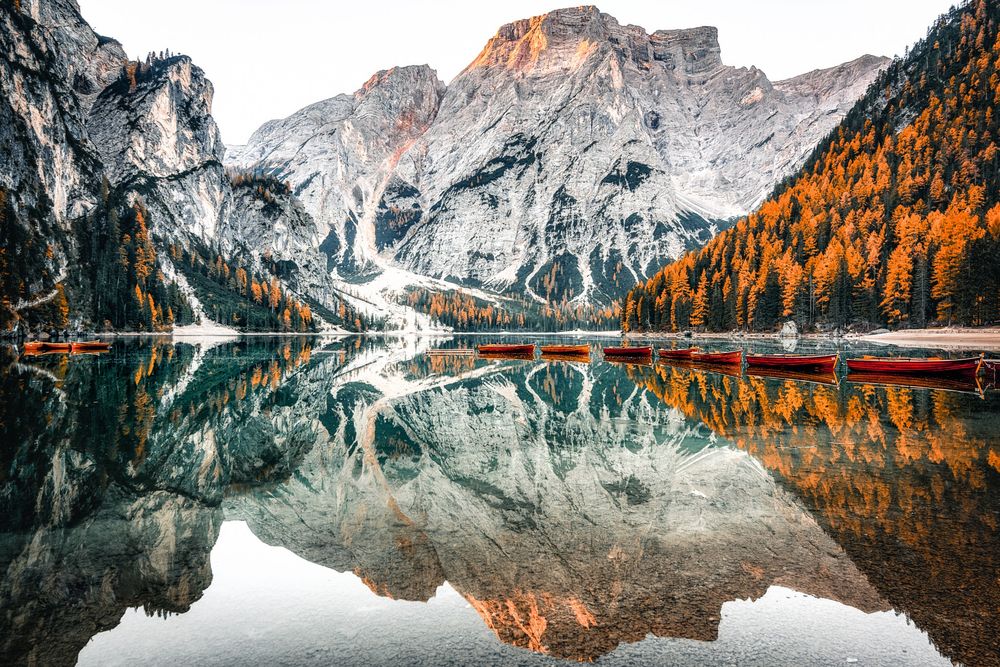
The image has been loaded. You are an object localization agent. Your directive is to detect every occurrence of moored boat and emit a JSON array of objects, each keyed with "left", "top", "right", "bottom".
[
  {"left": 745, "top": 353, "right": 838, "bottom": 372},
  {"left": 845, "top": 355, "right": 983, "bottom": 377},
  {"left": 603, "top": 346, "right": 652, "bottom": 358},
  {"left": 477, "top": 344, "right": 535, "bottom": 355},
  {"left": 690, "top": 349, "right": 742, "bottom": 365},
  {"left": 658, "top": 347, "right": 699, "bottom": 360},
  {"left": 540, "top": 344, "right": 590, "bottom": 356},
  {"left": 23, "top": 341, "right": 72, "bottom": 355},
  {"left": 71, "top": 341, "right": 111, "bottom": 353}
]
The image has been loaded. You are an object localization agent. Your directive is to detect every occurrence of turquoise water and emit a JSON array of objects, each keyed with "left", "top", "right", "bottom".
[{"left": 2, "top": 336, "right": 998, "bottom": 666}]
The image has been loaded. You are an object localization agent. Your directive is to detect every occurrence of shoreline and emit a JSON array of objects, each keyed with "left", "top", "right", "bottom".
[
  {"left": 27, "top": 327, "right": 1000, "bottom": 351},
  {"left": 628, "top": 327, "right": 1000, "bottom": 351}
]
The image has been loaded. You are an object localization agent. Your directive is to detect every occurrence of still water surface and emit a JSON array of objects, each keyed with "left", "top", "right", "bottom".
[{"left": 2, "top": 336, "right": 998, "bottom": 666}]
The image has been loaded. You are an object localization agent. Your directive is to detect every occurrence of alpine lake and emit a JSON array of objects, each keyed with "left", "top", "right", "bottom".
[{"left": 2, "top": 335, "right": 998, "bottom": 666}]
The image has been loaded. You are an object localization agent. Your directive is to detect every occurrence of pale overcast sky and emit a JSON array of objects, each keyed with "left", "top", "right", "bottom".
[{"left": 78, "top": 0, "right": 957, "bottom": 144}]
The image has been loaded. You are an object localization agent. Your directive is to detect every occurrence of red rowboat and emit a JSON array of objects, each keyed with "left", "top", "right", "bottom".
[
  {"left": 690, "top": 349, "right": 742, "bottom": 365},
  {"left": 23, "top": 341, "right": 72, "bottom": 355},
  {"left": 478, "top": 343, "right": 535, "bottom": 355},
  {"left": 603, "top": 346, "right": 652, "bottom": 357},
  {"left": 71, "top": 341, "right": 111, "bottom": 353},
  {"left": 658, "top": 347, "right": 699, "bottom": 360},
  {"left": 845, "top": 355, "right": 982, "bottom": 377},
  {"left": 540, "top": 344, "right": 589, "bottom": 356},
  {"left": 745, "top": 353, "right": 838, "bottom": 372}
]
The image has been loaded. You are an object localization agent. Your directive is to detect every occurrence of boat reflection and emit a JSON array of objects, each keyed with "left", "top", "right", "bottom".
[
  {"left": 746, "top": 365, "right": 839, "bottom": 386},
  {"left": 847, "top": 371, "right": 984, "bottom": 396}
]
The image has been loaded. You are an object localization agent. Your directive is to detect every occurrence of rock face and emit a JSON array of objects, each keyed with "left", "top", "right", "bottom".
[
  {"left": 0, "top": 0, "right": 126, "bottom": 316},
  {"left": 88, "top": 55, "right": 230, "bottom": 243},
  {"left": 0, "top": 0, "right": 351, "bottom": 328},
  {"left": 226, "top": 66, "right": 446, "bottom": 276},
  {"left": 230, "top": 6, "right": 888, "bottom": 303}
]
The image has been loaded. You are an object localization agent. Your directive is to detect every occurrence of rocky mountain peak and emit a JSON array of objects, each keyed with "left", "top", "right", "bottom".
[
  {"left": 465, "top": 6, "right": 724, "bottom": 77},
  {"left": 230, "top": 7, "right": 888, "bottom": 310},
  {"left": 650, "top": 25, "right": 722, "bottom": 74},
  {"left": 357, "top": 64, "right": 443, "bottom": 99},
  {"left": 90, "top": 54, "right": 223, "bottom": 185},
  {"left": 353, "top": 64, "right": 445, "bottom": 139}
]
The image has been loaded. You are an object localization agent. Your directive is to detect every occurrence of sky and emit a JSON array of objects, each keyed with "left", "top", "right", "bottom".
[{"left": 77, "top": 0, "right": 958, "bottom": 145}]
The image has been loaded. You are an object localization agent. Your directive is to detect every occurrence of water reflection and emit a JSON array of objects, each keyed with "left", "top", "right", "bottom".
[{"left": 1, "top": 338, "right": 997, "bottom": 665}]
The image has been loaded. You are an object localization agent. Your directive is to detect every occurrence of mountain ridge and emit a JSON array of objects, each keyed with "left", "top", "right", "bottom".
[{"left": 228, "top": 5, "right": 888, "bottom": 308}]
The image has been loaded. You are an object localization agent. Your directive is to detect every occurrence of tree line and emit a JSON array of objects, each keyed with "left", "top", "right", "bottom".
[
  {"left": 171, "top": 243, "right": 316, "bottom": 332},
  {"left": 624, "top": 0, "right": 1000, "bottom": 333},
  {"left": 405, "top": 287, "right": 620, "bottom": 332}
]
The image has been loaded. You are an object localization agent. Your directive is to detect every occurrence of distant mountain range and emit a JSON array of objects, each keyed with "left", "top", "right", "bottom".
[
  {"left": 0, "top": 1, "right": 887, "bottom": 332},
  {"left": 228, "top": 7, "right": 886, "bottom": 306}
]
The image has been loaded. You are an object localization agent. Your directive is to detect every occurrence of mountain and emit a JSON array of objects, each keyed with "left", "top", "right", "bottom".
[
  {"left": 623, "top": 0, "right": 1000, "bottom": 333},
  {"left": 0, "top": 0, "right": 368, "bottom": 334},
  {"left": 229, "top": 7, "right": 887, "bottom": 306}
]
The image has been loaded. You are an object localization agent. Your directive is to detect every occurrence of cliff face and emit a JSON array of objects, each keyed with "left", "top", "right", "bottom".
[
  {"left": 230, "top": 6, "right": 887, "bottom": 304},
  {"left": 0, "top": 0, "right": 352, "bottom": 330},
  {"left": 88, "top": 55, "right": 230, "bottom": 243},
  {"left": 0, "top": 0, "right": 125, "bottom": 320},
  {"left": 226, "top": 65, "right": 446, "bottom": 276}
]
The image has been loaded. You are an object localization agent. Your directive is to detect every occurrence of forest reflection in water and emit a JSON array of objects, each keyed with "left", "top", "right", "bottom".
[{"left": 1, "top": 337, "right": 998, "bottom": 666}]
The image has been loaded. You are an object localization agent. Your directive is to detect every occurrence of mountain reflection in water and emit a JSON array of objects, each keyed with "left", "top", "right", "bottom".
[{"left": 1, "top": 337, "right": 997, "bottom": 666}]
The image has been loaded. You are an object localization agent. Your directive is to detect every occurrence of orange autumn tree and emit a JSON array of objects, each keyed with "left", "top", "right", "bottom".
[{"left": 625, "top": 0, "right": 1000, "bottom": 332}]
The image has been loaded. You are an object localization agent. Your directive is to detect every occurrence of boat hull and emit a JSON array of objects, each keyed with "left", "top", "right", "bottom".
[
  {"left": 845, "top": 356, "right": 982, "bottom": 377},
  {"left": 690, "top": 350, "right": 742, "bottom": 365},
  {"left": 23, "top": 341, "right": 72, "bottom": 355},
  {"left": 71, "top": 342, "right": 110, "bottom": 353},
  {"left": 540, "top": 345, "right": 590, "bottom": 356},
  {"left": 746, "top": 354, "right": 837, "bottom": 372},
  {"left": 603, "top": 346, "right": 652, "bottom": 358},
  {"left": 477, "top": 344, "right": 535, "bottom": 355},
  {"left": 658, "top": 347, "right": 698, "bottom": 360}
]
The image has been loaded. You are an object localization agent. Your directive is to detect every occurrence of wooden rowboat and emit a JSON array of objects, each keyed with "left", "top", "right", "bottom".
[
  {"left": 745, "top": 353, "right": 838, "bottom": 372},
  {"left": 23, "top": 341, "right": 72, "bottom": 355},
  {"left": 845, "top": 355, "right": 982, "bottom": 377},
  {"left": 540, "top": 344, "right": 590, "bottom": 356},
  {"left": 478, "top": 344, "right": 535, "bottom": 360},
  {"left": 603, "top": 346, "right": 652, "bottom": 358},
  {"left": 690, "top": 349, "right": 742, "bottom": 365},
  {"left": 658, "top": 347, "right": 699, "bottom": 360},
  {"left": 477, "top": 344, "right": 535, "bottom": 355},
  {"left": 71, "top": 341, "right": 111, "bottom": 353}
]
